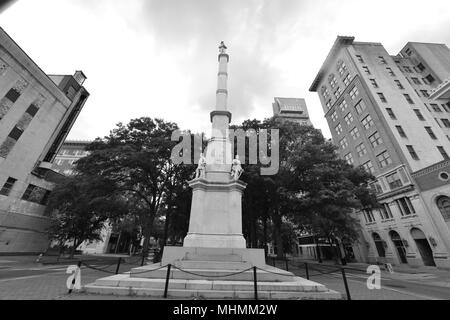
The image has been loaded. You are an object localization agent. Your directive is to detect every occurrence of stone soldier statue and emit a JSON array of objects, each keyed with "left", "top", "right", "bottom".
[
  {"left": 195, "top": 152, "right": 207, "bottom": 179},
  {"left": 230, "top": 155, "right": 243, "bottom": 180}
]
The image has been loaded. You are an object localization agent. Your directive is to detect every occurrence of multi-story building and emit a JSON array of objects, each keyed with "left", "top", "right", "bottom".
[
  {"left": 52, "top": 140, "right": 91, "bottom": 176},
  {"left": 310, "top": 36, "right": 450, "bottom": 268},
  {"left": 272, "top": 97, "right": 312, "bottom": 126},
  {"left": 0, "top": 27, "right": 89, "bottom": 254}
]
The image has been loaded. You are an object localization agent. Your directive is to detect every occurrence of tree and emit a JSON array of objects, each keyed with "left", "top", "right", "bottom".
[
  {"left": 237, "top": 117, "right": 378, "bottom": 259},
  {"left": 76, "top": 117, "right": 193, "bottom": 258},
  {"left": 45, "top": 175, "right": 127, "bottom": 257}
]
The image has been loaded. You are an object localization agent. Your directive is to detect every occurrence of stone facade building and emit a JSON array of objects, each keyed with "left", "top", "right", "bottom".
[
  {"left": 0, "top": 27, "right": 89, "bottom": 254},
  {"left": 52, "top": 140, "right": 91, "bottom": 176},
  {"left": 310, "top": 36, "right": 450, "bottom": 268},
  {"left": 272, "top": 97, "right": 312, "bottom": 126}
]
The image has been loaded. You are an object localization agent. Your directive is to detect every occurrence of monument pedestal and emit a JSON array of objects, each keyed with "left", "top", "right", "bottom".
[{"left": 183, "top": 178, "right": 247, "bottom": 248}]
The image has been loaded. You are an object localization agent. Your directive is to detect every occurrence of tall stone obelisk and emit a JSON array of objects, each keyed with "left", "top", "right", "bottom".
[{"left": 182, "top": 42, "right": 247, "bottom": 248}]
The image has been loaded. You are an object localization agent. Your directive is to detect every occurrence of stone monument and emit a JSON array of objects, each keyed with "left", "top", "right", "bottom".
[{"left": 83, "top": 42, "right": 340, "bottom": 299}]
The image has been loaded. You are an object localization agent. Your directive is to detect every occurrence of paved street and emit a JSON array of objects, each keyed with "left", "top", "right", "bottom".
[
  {"left": 1, "top": 255, "right": 450, "bottom": 300},
  {"left": 273, "top": 259, "right": 450, "bottom": 300}
]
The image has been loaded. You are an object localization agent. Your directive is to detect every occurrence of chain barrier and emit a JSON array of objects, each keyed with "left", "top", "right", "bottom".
[
  {"left": 80, "top": 261, "right": 117, "bottom": 274},
  {"left": 128, "top": 264, "right": 169, "bottom": 275},
  {"left": 171, "top": 265, "right": 254, "bottom": 278}
]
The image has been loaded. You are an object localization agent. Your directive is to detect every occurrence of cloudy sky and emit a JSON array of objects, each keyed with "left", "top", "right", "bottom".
[{"left": 2, "top": 0, "right": 450, "bottom": 140}]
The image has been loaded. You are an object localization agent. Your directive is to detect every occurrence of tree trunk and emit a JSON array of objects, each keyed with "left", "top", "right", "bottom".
[
  {"left": 141, "top": 214, "right": 155, "bottom": 260},
  {"left": 273, "top": 213, "right": 284, "bottom": 259},
  {"left": 262, "top": 216, "right": 268, "bottom": 257}
]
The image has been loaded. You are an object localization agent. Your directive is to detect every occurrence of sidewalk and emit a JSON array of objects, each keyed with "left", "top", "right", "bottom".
[{"left": 286, "top": 257, "right": 450, "bottom": 288}]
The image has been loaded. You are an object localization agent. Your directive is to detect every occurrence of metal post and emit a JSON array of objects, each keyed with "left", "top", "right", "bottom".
[
  {"left": 115, "top": 257, "right": 122, "bottom": 274},
  {"left": 305, "top": 262, "right": 309, "bottom": 280},
  {"left": 341, "top": 268, "right": 351, "bottom": 300},
  {"left": 285, "top": 258, "right": 289, "bottom": 271},
  {"left": 164, "top": 264, "right": 172, "bottom": 299},
  {"left": 253, "top": 266, "right": 258, "bottom": 300}
]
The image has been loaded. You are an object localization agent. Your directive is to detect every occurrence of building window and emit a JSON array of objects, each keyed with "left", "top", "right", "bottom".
[
  {"left": 403, "top": 94, "right": 414, "bottom": 104},
  {"left": 356, "top": 55, "right": 364, "bottom": 63},
  {"left": 386, "top": 108, "right": 396, "bottom": 119},
  {"left": 321, "top": 86, "right": 330, "bottom": 99},
  {"left": 378, "top": 56, "right": 387, "bottom": 64},
  {"left": 406, "top": 145, "right": 419, "bottom": 160},
  {"left": 361, "top": 115, "right": 374, "bottom": 130},
  {"left": 394, "top": 80, "right": 404, "bottom": 89},
  {"left": 396, "top": 125, "right": 407, "bottom": 138},
  {"left": 437, "top": 146, "right": 449, "bottom": 160},
  {"left": 417, "top": 63, "right": 426, "bottom": 72},
  {"left": 369, "top": 131, "right": 383, "bottom": 148},
  {"left": 386, "top": 172, "right": 403, "bottom": 190},
  {"left": 370, "top": 79, "right": 378, "bottom": 88},
  {"left": 420, "top": 90, "right": 430, "bottom": 98},
  {"left": 343, "top": 73, "right": 352, "bottom": 86},
  {"left": 331, "top": 111, "right": 338, "bottom": 121},
  {"left": 386, "top": 67, "right": 395, "bottom": 76},
  {"left": 425, "top": 127, "right": 437, "bottom": 139},
  {"left": 334, "top": 87, "right": 342, "bottom": 98},
  {"left": 442, "top": 104, "right": 450, "bottom": 113},
  {"left": 335, "top": 123, "right": 343, "bottom": 135},
  {"left": 411, "top": 77, "right": 421, "bottom": 85},
  {"left": 329, "top": 75, "right": 338, "bottom": 88},
  {"left": 436, "top": 196, "right": 450, "bottom": 221},
  {"left": 339, "top": 100, "right": 348, "bottom": 112},
  {"left": 350, "top": 127, "right": 360, "bottom": 140},
  {"left": 372, "top": 233, "right": 386, "bottom": 257},
  {"left": 361, "top": 161, "right": 374, "bottom": 174},
  {"left": 362, "top": 66, "right": 371, "bottom": 75},
  {"left": 326, "top": 99, "right": 332, "bottom": 110},
  {"left": 377, "top": 93, "right": 387, "bottom": 103},
  {"left": 380, "top": 203, "right": 393, "bottom": 219},
  {"left": 425, "top": 74, "right": 435, "bottom": 84},
  {"left": 441, "top": 119, "right": 450, "bottom": 128},
  {"left": 5, "top": 88, "right": 21, "bottom": 103},
  {"left": 422, "top": 77, "right": 429, "bottom": 85},
  {"left": 431, "top": 104, "right": 442, "bottom": 112},
  {"left": 0, "top": 177, "right": 17, "bottom": 196},
  {"left": 21, "top": 184, "right": 51, "bottom": 205},
  {"left": 349, "top": 86, "right": 359, "bottom": 100},
  {"left": 396, "top": 197, "right": 415, "bottom": 216},
  {"left": 377, "top": 151, "right": 392, "bottom": 168},
  {"left": 414, "top": 109, "right": 425, "bottom": 121},
  {"left": 338, "top": 60, "right": 348, "bottom": 76},
  {"left": 363, "top": 209, "right": 376, "bottom": 223},
  {"left": 435, "top": 118, "right": 442, "bottom": 127},
  {"left": 403, "top": 66, "right": 413, "bottom": 73},
  {"left": 344, "top": 112, "right": 354, "bottom": 125},
  {"left": 356, "top": 143, "right": 367, "bottom": 156},
  {"left": 354, "top": 100, "right": 367, "bottom": 114},
  {"left": 344, "top": 152, "right": 354, "bottom": 165},
  {"left": 339, "top": 137, "right": 348, "bottom": 149}
]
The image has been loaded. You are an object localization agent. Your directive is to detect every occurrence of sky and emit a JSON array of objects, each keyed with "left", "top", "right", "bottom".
[{"left": 1, "top": 0, "right": 450, "bottom": 140}]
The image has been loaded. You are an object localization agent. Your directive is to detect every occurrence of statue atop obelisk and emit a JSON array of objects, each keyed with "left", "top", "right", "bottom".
[{"left": 182, "top": 42, "right": 247, "bottom": 248}]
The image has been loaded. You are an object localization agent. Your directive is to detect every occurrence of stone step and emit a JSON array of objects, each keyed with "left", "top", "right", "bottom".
[
  {"left": 83, "top": 284, "right": 341, "bottom": 300},
  {"left": 130, "top": 265, "right": 295, "bottom": 282},
  {"left": 174, "top": 260, "right": 251, "bottom": 270},
  {"left": 90, "top": 275, "right": 327, "bottom": 293},
  {"left": 184, "top": 253, "right": 244, "bottom": 262}
]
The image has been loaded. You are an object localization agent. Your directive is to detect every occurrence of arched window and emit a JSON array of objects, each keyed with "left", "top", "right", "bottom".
[
  {"left": 372, "top": 233, "right": 385, "bottom": 257},
  {"left": 436, "top": 196, "right": 450, "bottom": 221}
]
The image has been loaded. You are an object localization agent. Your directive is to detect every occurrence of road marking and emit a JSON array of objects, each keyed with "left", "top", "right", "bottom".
[
  {"left": 0, "top": 275, "right": 43, "bottom": 282},
  {"left": 322, "top": 272, "right": 441, "bottom": 300}
]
